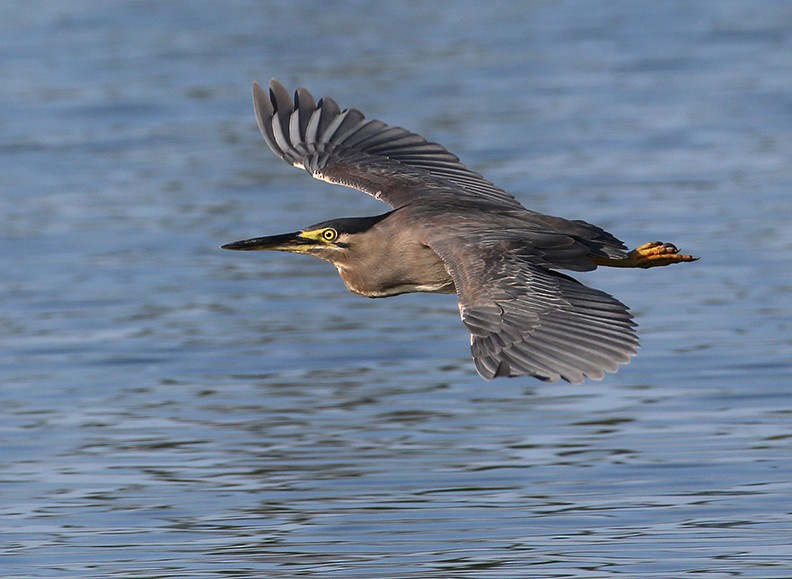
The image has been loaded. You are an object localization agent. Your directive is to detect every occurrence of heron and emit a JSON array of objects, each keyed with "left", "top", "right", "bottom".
[{"left": 223, "top": 79, "right": 697, "bottom": 383}]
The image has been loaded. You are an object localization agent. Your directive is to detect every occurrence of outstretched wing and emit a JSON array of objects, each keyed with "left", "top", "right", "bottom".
[
  {"left": 427, "top": 235, "right": 639, "bottom": 383},
  {"left": 253, "top": 79, "right": 525, "bottom": 210}
]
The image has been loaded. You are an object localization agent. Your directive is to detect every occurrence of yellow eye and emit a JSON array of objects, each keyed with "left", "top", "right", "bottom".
[{"left": 321, "top": 228, "right": 338, "bottom": 242}]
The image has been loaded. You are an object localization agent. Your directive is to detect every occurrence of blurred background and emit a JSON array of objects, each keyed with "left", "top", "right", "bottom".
[{"left": 1, "top": 1, "right": 791, "bottom": 576}]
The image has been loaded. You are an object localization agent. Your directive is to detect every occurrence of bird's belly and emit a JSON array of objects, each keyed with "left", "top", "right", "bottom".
[
  {"left": 389, "top": 279, "right": 456, "bottom": 296},
  {"left": 337, "top": 257, "right": 455, "bottom": 298},
  {"left": 339, "top": 271, "right": 455, "bottom": 298}
]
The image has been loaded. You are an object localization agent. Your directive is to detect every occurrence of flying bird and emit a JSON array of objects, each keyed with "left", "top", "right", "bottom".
[{"left": 223, "top": 79, "right": 697, "bottom": 383}]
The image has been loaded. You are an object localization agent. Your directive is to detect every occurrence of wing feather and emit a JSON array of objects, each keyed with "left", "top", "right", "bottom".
[
  {"left": 316, "top": 97, "right": 342, "bottom": 141},
  {"left": 252, "top": 79, "right": 524, "bottom": 209},
  {"left": 427, "top": 235, "right": 638, "bottom": 383},
  {"left": 294, "top": 88, "right": 316, "bottom": 140}
]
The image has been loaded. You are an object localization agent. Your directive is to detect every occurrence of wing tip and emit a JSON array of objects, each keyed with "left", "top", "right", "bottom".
[{"left": 471, "top": 335, "right": 637, "bottom": 384}]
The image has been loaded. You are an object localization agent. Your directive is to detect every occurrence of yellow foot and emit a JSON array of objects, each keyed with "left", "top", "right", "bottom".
[
  {"left": 628, "top": 241, "right": 698, "bottom": 268},
  {"left": 592, "top": 241, "right": 698, "bottom": 269}
]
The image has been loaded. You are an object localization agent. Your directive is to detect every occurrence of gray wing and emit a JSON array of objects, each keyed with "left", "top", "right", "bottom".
[
  {"left": 253, "top": 79, "right": 525, "bottom": 210},
  {"left": 428, "top": 236, "right": 639, "bottom": 383}
]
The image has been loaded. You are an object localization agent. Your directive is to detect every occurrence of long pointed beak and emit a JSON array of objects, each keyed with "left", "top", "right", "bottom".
[{"left": 221, "top": 231, "right": 316, "bottom": 252}]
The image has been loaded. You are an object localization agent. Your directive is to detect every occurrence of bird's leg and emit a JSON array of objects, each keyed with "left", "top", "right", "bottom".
[{"left": 591, "top": 241, "right": 698, "bottom": 269}]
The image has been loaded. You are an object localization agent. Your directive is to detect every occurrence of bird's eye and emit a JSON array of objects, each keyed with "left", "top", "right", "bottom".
[{"left": 322, "top": 228, "right": 338, "bottom": 242}]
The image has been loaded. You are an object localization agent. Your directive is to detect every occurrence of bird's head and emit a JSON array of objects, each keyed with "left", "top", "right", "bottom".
[{"left": 221, "top": 213, "right": 391, "bottom": 265}]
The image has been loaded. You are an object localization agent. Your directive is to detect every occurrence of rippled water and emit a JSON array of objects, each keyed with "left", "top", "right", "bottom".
[{"left": 2, "top": 1, "right": 792, "bottom": 576}]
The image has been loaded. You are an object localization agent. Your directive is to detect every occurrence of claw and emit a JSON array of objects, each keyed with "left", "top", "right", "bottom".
[
  {"left": 627, "top": 241, "right": 698, "bottom": 268},
  {"left": 591, "top": 241, "right": 698, "bottom": 269}
]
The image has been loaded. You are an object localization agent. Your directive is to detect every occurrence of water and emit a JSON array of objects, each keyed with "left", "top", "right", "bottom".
[{"left": 2, "top": 1, "right": 792, "bottom": 576}]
